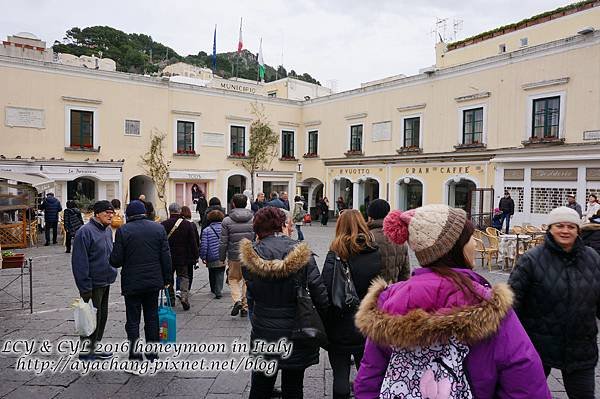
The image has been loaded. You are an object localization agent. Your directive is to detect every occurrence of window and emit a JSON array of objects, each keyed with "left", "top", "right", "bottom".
[
  {"left": 403, "top": 117, "right": 420, "bottom": 148},
  {"left": 230, "top": 125, "right": 246, "bottom": 156},
  {"left": 125, "top": 119, "right": 140, "bottom": 136},
  {"left": 176, "top": 120, "right": 195, "bottom": 154},
  {"left": 520, "top": 37, "right": 528, "bottom": 47},
  {"left": 307, "top": 130, "right": 318, "bottom": 155},
  {"left": 70, "top": 110, "right": 94, "bottom": 148},
  {"left": 462, "top": 108, "right": 483, "bottom": 144},
  {"left": 532, "top": 96, "right": 560, "bottom": 139},
  {"left": 350, "top": 124, "right": 363, "bottom": 152},
  {"left": 282, "top": 130, "right": 295, "bottom": 158},
  {"left": 268, "top": 91, "right": 277, "bottom": 98},
  {"left": 498, "top": 44, "right": 506, "bottom": 53}
]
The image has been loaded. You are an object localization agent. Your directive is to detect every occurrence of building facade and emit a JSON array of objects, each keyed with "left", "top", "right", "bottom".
[{"left": 1, "top": 1, "right": 600, "bottom": 224}]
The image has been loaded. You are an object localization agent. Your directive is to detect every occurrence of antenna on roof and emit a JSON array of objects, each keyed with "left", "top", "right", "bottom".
[
  {"left": 431, "top": 17, "right": 463, "bottom": 43},
  {"left": 453, "top": 19, "right": 463, "bottom": 42}
]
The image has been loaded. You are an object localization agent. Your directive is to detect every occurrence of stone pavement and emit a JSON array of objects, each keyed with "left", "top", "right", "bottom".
[{"left": 0, "top": 223, "right": 592, "bottom": 398}]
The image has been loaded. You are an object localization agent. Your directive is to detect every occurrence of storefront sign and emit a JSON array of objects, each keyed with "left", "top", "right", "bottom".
[
  {"left": 403, "top": 166, "right": 471, "bottom": 174},
  {"left": 504, "top": 169, "right": 524, "bottom": 181},
  {"left": 338, "top": 168, "right": 371, "bottom": 175},
  {"left": 169, "top": 170, "right": 218, "bottom": 180},
  {"left": 587, "top": 168, "right": 600, "bottom": 181},
  {"left": 531, "top": 168, "right": 577, "bottom": 181},
  {"left": 5, "top": 106, "right": 45, "bottom": 129}
]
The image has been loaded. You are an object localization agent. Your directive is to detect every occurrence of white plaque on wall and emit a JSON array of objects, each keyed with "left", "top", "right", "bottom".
[
  {"left": 372, "top": 121, "right": 391, "bottom": 142},
  {"left": 5, "top": 106, "right": 45, "bottom": 129},
  {"left": 202, "top": 132, "right": 225, "bottom": 147}
]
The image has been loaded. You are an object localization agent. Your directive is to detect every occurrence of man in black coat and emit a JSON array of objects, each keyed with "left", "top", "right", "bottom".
[
  {"left": 498, "top": 191, "right": 515, "bottom": 234},
  {"left": 110, "top": 200, "right": 172, "bottom": 361},
  {"left": 162, "top": 203, "right": 199, "bottom": 310},
  {"left": 40, "top": 192, "right": 62, "bottom": 245},
  {"left": 201, "top": 197, "right": 226, "bottom": 230},
  {"left": 509, "top": 206, "right": 600, "bottom": 398}
]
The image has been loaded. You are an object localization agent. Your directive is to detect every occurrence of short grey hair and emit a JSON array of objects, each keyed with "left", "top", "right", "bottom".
[{"left": 168, "top": 202, "right": 181, "bottom": 214}]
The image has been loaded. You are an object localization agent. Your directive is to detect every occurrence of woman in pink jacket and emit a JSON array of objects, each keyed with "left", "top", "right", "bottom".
[{"left": 353, "top": 204, "right": 550, "bottom": 399}]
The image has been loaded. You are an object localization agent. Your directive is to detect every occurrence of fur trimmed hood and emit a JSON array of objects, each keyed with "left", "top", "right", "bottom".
[
  {"left": 581, "top": 222, "right": 600, "bottom": 231},
  {"left": 239, "top": 238, "right": 311, "bottom": 278},
  {"left": 355, "top": 277, "right": 514, "bottom": 348}
]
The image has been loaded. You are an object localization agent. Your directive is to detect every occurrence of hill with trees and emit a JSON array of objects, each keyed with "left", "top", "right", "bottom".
[{"left": 52, "top": 26, "right": 320, "bottom": 84}]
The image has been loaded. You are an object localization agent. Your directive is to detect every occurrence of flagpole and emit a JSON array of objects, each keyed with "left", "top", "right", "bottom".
[{"left": 256, "top": 38, "right": 261, "bottom": 83}]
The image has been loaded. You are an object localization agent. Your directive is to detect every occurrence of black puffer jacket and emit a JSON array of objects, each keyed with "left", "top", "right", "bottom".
[
  {"left": 581, "top": 220, "right": 600, "bottom": 256},
  {"left": 161, "top": 216, "right": 199, "bottom": 267},
  {"left": 40, "top": 196, "right": 62, "bottom": 223},
  {"left": 508, "top": 233, "right": 600, "bottom": 372},
  {"left": 63, "top": 208, "right": 84, "bottom": 234},
  {"left": 110, "top": 215, "right": 173, "bottom": 296},
  {"left": 240, "top": 235, "right": 329, "bottom": 370},
  {"left": 321, "top": 246, "right": 382, "bottom": 352}
]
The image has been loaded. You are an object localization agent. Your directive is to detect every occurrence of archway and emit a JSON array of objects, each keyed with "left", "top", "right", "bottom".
[
  {"left": 359, "top": 178, "right": 380, "bottom": 210},
  {"left": 227, "top": 174, "right": 246, "bottom": 209},
  {"left": 397, "top": 178, "right": 423, "bottom": 210},
  {"left": 68, "top": 177, "right": 96, "bottom": 210},
  {"left": 129, "top": 175, "right": 156, "bottom": 203},
  {"left": 447, "top": 178, "right": 476, "bottom": 210},
  {"left": 333, "top": 177, "right": 353, "bottom": 211}
]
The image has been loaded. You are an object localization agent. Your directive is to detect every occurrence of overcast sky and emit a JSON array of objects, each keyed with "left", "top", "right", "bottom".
[{"left": 2, "top": 0, "right": 572, "bottom": 91}]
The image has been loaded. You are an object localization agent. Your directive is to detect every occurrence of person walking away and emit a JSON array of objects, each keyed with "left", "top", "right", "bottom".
[
  {"left": 336, "top": 197, "right": 347, "bottom": 215},
  {"left": 266, "top": 192, "right": 286, "bottom": 209},
  {"left": 292, "top": 196, "right": 306, "bottom": 241},
  {"left": 109, "top": 200, "right": 172, "bottom": 363},
  {"left": 240, "top": 207, "right": 329, "bottom": 398},
  {"left": 354, "top": 204, "right": 550, "bottom": 398},
  {"left": 584, "top": 194, "right": 600, "bottom": 222},
  {"left": 202, "top": 197, "right": 226, "bottom": 230},
  {"left": 109, "top": 199, "right": 124, "bottom": 242},
  {"left": 196, "top": 191, "right": 208, "bottom": 225},
  {"left": 509, "top": 206, "right": 600, "bottom": 398},
  {"left": 251, "top": 192, "right": 267, "bottom": 213},
  {"left": 219, "top": 194, "right": 254, "bottom": 317},
  {"left": 177, "top": 206, "right": 199, "bottom": 291},
  {"left": 320, "top": 197, "right": 330, "bottom": 226},
  {"left": 566, "top": 193, "right": 583, "bottom": 218},
  {"left": 144, "top": 201, "right": 157, "bottom": 221},
  {"left": 200, "top": 210, "right": 226, "bottom": 298},
  {"left": 40, "top": 192, "right": 62, "bottom": 246},
  {"left": 366, "top": 199, "right": 410, "bottom": 283},
  {"left": 161, "top": 203, "right": 199, "bottom": 310},
  {"left": 280, "top": 191, "right": 290, "bottom": 211},
  {"left": 582, "top": 210, "right": 600, "bottom": 256},
  {"left": 63, "top": 200, "right": 83, "bottom": 253},
  {"left": 322, "top": 209, "right": 382, "bottom": 399},
  {"left": 498, "top": 191, "right": 515, "bottom": 234},
  {"left": 71, "top": 200, "right": 118, "bottom": 360}
]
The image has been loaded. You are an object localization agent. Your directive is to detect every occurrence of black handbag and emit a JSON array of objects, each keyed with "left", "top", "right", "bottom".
[
  {"left": 331, "top": 255, "right": 360, "bottom": 312},
  {"left": 291, "top": 266, "right": 328, "bottom": 348}
]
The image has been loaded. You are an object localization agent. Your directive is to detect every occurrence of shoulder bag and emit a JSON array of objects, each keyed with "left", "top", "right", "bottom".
[
  {"left": 331, "top": 255, "right": 360, "bottom": 312},
  {"left": 291, "top": 265, "right": 328, "bottom": 348}
]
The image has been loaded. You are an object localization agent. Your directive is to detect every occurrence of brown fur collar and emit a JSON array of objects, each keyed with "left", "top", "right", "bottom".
[
  {"left": 582, "top": 223, "right": 600, "bottom": 231},
  {"left": 239, "top": 238, "right": 311, "bottom": 279},
  {"left": 355, "top": 277, "right": 514, "bottom": 348}
]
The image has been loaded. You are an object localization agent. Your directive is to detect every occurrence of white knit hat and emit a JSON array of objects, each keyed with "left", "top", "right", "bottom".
[{"left": 548, "top": 206, "right": 581, "bottom": 227}]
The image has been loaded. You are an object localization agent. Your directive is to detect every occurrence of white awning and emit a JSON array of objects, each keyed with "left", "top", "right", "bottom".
[{"left": 0, "top": 171, "right": 54, "bottom": 191}]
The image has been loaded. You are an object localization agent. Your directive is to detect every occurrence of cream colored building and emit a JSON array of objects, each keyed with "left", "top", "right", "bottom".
[{"left": 1, "top": 1, "right": 600, "bottom": 225}]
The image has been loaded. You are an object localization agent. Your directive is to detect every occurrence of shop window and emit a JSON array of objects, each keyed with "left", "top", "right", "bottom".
[
  {"left": 532, "top": 96, "right": 560, "bottom": 139},
  {"left": 462, "top": 108, "right": 483, "bottom": 145},
  {"left": 281, "top": 130, "right": 295, "bottom": 159},
  {"left": 503, "top": 187, "right": 524, "bottom": 213},
  {"left": 230, "top": 125, "right": 246, "bottom": 156},
  {"left": 350, "top": 124, "right": 363, "bottom": 152},
  {"left": 70, "top": 110, "right": 94, "bottom": 148},
  {"left": 176, "top": 120, "right": 195, "bottom": 154},
  {"left": 307, "top": 130, "right": 318, "bottom": 156},
  {"left": 403, "top": 117, "right": 420, "bottom": 148},
  {"left": 530, "top": 187, "right": 576, "bottom": 214}
]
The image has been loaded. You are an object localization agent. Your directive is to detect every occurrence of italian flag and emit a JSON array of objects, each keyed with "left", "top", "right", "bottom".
[
  {"left": 258, "top": 38, "right": 265, "bottom": 81},
  {"left": 237, "top": 18, "right": 243, "bottom": 53}
]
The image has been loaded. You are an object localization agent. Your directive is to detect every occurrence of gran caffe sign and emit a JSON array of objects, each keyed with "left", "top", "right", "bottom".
[{"left": 330, "top": 165, "right": 476, "bottom": 176}]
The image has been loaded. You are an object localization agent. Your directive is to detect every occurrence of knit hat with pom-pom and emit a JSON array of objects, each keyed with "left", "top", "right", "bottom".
[{"left": 383, "top": 204, "right": 467, "bottom": 266}]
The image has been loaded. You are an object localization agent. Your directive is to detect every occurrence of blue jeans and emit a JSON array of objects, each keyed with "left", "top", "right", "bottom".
[
  {"left": 295, "top": 224, "right": 304, "bottom": 241},
  {"left": 500, "top": 212, "right": 511, "bottom": 234}
]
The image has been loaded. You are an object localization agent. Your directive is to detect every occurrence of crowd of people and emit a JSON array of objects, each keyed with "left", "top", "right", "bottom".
[{"left": 62, "top": 187, "right": 600, "bottom": 397}]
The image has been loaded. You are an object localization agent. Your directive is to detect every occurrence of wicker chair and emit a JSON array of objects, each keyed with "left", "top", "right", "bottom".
[
  {"left": 486, "top": 227, "right": 501, "bottom": 237},
  {"left": 511, "top": 225, "right": 524, "bottom": 234}
]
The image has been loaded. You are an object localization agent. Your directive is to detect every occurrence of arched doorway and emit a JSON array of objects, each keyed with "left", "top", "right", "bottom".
[
  {"left": 359, "top": 178, "right": 380, "bottom": 209},
  {"left": 397, "top": 178, "right": 423, "bottom": 210},
  {"left": 68, "top": 177, "right": 96, "bottom": 210},
  {"left": 333, "top": 177, "right": 353, "bottom": 211},
  {"left": 227, "top": 175, "right": 246, "bottom": 208},
  {"left": 447, "top": 178, "right": 476, "bottom": 210},
  {"left": 129, "top": 175, "right": 156, "bottom": 203}
]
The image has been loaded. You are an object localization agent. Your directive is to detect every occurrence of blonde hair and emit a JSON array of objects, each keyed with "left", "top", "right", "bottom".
[{"left": 330, "top": 209, "right": 375, "bottom": 261}]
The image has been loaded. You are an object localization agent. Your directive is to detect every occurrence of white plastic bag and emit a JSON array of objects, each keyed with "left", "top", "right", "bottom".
[{"left": 73, "top": 298, "right": 97, "bottom": 336}]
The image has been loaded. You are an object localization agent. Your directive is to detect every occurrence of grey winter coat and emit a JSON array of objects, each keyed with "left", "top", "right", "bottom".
[
  {"left": 368, "top": 219, "right": 410, "bottom": 282},
  {"left": 219, "top": 208, "right": 254, "bottom": 261}
]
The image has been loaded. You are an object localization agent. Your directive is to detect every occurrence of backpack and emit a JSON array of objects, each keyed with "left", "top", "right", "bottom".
[
  {"left": 293, "top": 204, "right": 306, "bottom": 223},
  {"left": 111, "top": 212, "right": 124, "bottom": 228},
  {"left": 379, "top": 337, "right": 473, "bottom": 399}
]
